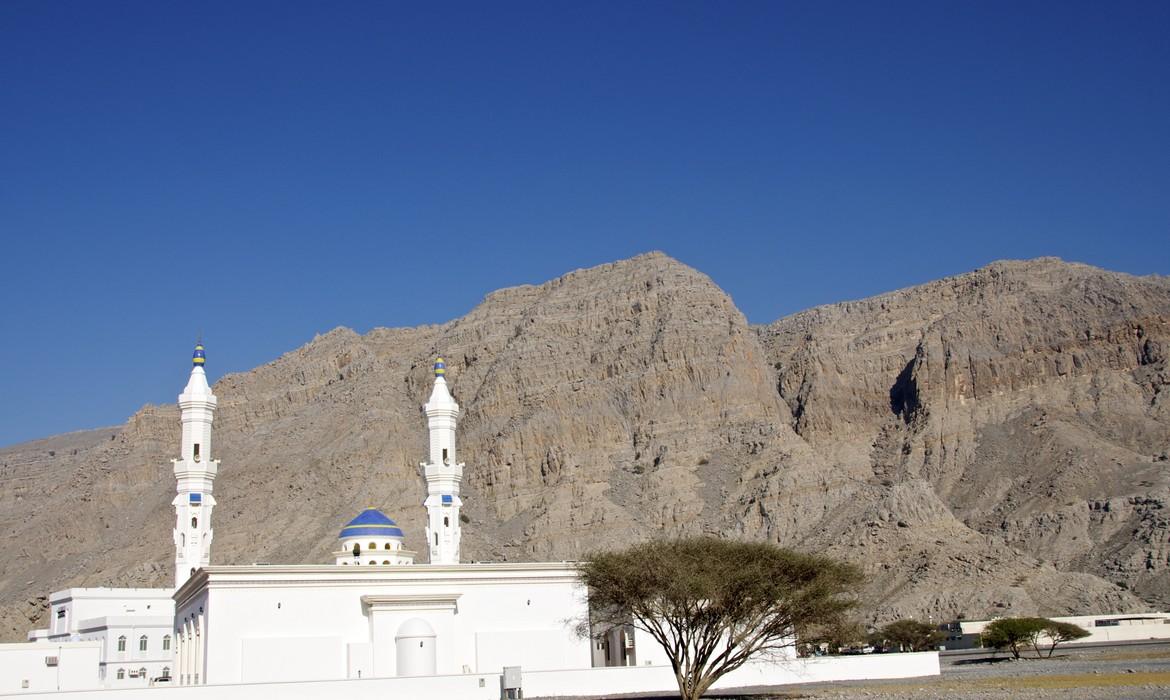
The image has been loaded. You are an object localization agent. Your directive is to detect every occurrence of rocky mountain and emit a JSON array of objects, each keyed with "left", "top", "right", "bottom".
[{"left": 1, "top": 253, "right": 1167, "bottom": 640}]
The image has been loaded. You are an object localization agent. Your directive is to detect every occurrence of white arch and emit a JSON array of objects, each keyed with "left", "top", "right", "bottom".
[{"left": 395, "top": 618, "right": 436, "bottom": 677}]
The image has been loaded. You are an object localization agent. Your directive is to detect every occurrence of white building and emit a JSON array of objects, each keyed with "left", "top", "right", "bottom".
[
  {"left": 28, "top": 588, "right": 174, "bottom": 687},
  {"left": 172, "top": 357, "right": 602, "bottom": 685},
  {"left": 173, "top": 562, "right": 593, "bottom": 684},
  {"left": 20, "top": 344, "right": 219, "bottom": 690}
]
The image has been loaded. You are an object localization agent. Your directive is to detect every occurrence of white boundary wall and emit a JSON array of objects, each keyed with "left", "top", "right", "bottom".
[
  {"left": 0, "top": 642, "right": 102, "bottom": 695},
  {"left": 953, "top": 613, "right": 1170, "bottom": 649},
  {"left": 0, "top": 652, "right": 939, "bottom": 699}
]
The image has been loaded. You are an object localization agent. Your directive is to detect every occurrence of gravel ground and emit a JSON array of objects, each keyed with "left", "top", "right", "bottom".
[
  {"left": 555, "top": 643, "right": 1170, "bottom": 700},
  {"left": 785, "top": 642, "right": 1170, "bottom": 699}
]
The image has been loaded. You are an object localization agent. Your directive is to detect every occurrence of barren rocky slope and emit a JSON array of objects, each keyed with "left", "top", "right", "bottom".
[{"left": 1, "top": 253, "right": 1167, "bottom": 640}]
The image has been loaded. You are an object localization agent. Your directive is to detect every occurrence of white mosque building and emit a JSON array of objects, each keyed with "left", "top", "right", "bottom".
[
  {"left": 169, "top": 353, "right": 597, "bottom": 685},
  {"left": 7, "top": 345, "right": 939, "bottom": 697},
  {"left": 17, "top": 347, "right": 606, "bottom": 690}
]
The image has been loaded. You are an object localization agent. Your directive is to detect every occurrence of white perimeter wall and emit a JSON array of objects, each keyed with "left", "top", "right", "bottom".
[
  {"left": 960, "top": 613, "right": 1170, "bottom": 646},
  {"left": 2, "top": 652, "right": 939, "bottom": 700},
  {"left": 0, "top": 642, "right": 102, "bottom": 694}
]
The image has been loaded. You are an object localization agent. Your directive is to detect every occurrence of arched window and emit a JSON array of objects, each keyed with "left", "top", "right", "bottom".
[
  {"left": 368, "top": 542, "right": 377, "bottom": 550},
  {"left": 139, "top": 635, "right": 148, "bottom": 651},
  {"left": 116, "top": 668, "right": 125, "bottom": 680},
  {"left": 162, "top": 635, "right": 171, "bottom": 651},
  {"left": 434, "top": 532, "right": 438, "bottom": 546},
  {"left": 444, "top": 516, "right": 449, "bottom": 527},
  {"left": 117, "top": 635, "right": 126, "bottom": 652},
  {"left": 384, "top": 543, "right": 391, "bottom": 550},
  {"left": 383, "top": 560, "right": 390, "bottom": 565},
  {"left": 368, "top": 560, "right": 376, "bottom": 565},
  {"left": 352, "top": 542, "right": 360, "bottom": 556},
  {"left": 191, "top": 516, "right": 197, "bottom": 528}
]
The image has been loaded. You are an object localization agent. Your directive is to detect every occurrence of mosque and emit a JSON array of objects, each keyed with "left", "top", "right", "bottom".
[
  {"left": 9, "top": 345, "right": 938, "bottom": 696},
  {"left": 168, "top": 348, "right": 601, "bottom": 685},
  {"left": 20, "top": 345, "right": 621, "bottom": 689}
]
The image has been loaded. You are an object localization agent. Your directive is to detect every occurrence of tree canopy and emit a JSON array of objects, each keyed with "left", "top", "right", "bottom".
[
  {"left": 579, "top": 537, "right": 862, "bottom": 700},
  {"left": 981, "top": 617, "right": 1092, "bottom": 659},
  {"left": 871, "top": 619, "right": 944, "bottom": 652},
  {"left": 1040, "top": 620, "right": 1090, "bottom": 657},
  {"left": 982, "top": 617, "right": 1049, "bottom": 659}
]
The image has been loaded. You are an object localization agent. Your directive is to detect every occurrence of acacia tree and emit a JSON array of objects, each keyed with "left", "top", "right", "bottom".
[
  {"left": 982, "top": 617, "right": 1048, "bottom": 659},
  {"left": 579, "top": 537, "right": 862, "bottom": 700},
  {"left": 872, "top": 619, "right": 944, "bottom": 652},
  {"left": 1040, "top": 620, "right": 1090, "bottom": 657}
]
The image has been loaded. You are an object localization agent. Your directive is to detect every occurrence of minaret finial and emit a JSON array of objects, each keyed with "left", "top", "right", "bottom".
[
  {"left": 192, "top": 341, "right": 206, "bottom": 367},
  {"left": 434, "top": 357, "right": 445, "bottom": 377}
]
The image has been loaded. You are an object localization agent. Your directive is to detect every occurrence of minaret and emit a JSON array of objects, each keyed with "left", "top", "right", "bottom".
[
  {"left": 421, "top": 358, "right": 463, "bottom": 565},
  {"left": 172, "top": 343, "right": 220, "bottom": 588}
]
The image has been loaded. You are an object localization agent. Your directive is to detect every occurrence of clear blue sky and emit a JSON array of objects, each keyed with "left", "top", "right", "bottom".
[{"left": 1, "top": 1, "right": 1167, "bottom": 446}]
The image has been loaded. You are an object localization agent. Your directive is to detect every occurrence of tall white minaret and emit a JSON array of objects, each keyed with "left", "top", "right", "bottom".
[
  {"left": 172, "top": 343, "right": 220, "bottom": 588},
  {"left": 421, "top": 357, "right": 463, "bottom": 565}
]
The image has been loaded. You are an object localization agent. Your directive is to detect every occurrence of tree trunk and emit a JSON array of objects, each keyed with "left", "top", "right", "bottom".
[{"left": 675, "top": 670, "right": 716, "bottom": 700}]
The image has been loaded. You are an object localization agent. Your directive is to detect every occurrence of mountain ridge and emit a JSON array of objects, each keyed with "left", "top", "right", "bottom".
[{"left": 1, "top": 253, "right": 1167, "bottom": 641}]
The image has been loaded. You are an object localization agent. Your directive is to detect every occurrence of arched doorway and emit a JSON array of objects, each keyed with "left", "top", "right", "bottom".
[{"left": 395, "top": 618, "right": 436, "bottom": 677}]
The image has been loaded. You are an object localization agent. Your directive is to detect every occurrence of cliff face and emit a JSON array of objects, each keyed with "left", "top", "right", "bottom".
[
  {"left": 2, "top": 253, "right": 1167, "bottom": 640},
  {"left": 758, "top": 258, "right": 1170, "bottom": 617}
]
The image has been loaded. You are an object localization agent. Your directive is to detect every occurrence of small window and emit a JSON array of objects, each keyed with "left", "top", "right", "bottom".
[
  {"left": 368, "top": 560, "right": 376, "bottom": 565},
  {"left": 368, "top": 542, "right": 377, "bottom": 550},
  {"left": 434, "top": 532, "right": 438, "bottom": 546},
  {"left": 161, "top": 667, "right": 170, "bottom": 679},
  {"left": 442, "top": 448, "right": 449, "bottom": 464},
  {"left": 191, "top": 517, "right": 197, "bottom": 528},
  {"left": 384, "top": 543, "right": 391, "bottom": 550},
  {"left": 162, "top": 635, "right": 171, "bottom": 651},
  {"left": 352, "top": 543, "right": 360, "bottom": 556},
  {"left": 383, "top": 560, "right": 390, "bottom": 565},
  {"left": 117, "top": 636, "right": 126, "bottom": 652},
  {"left": 181, "top": 533, "right": 186, "bottom": 547},
  {"left": 139, "top": 635, "right": 148, "bottom": 652},
  {"left": 138, "top": 667, "right": 146, "bottom": 678},
  {"left": 116, "top": 669, "right": 125, "bottom": 680},
  {"left": 342, "top": 561, "right": 349, "bottom": 565},
  {"left": 193, "top": 443, "right": 200, "bottom": 462},
  {"left": 56, "top": 608, "right": 66, "bottom": 619},
  {"left": 444, "top": 516, "right": 449, "bottom": 527}
]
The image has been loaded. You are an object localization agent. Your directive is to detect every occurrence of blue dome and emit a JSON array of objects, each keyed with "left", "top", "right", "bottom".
[{"left": 340, "top": 508, "right": 405, "bottom": 539}]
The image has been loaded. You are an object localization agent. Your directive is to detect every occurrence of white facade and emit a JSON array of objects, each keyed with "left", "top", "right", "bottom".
[
  {"left": 26, "top": 588, "right": 175, "bottom": 688},
  {"left": 0, "top": 640, "right": 102, "bottom": 694},
  {"left": 421, "top": 359, "right": 463, "bottom": 565},
  {"left": 171, "top": 563, "right": 592, "bottom": 685},
  {"left": 172, "top": 343, "right": 219, "bottom": 589}
]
